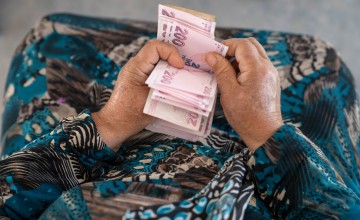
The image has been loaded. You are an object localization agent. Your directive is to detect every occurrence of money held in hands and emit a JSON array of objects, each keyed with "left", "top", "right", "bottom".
[{"left": 143, "top": 4, "right": 228, "bottom": 141}]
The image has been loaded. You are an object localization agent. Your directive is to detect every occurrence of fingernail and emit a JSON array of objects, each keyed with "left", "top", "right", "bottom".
[{"left": 205, "top": 54, "right": 217, "bottom": 67}]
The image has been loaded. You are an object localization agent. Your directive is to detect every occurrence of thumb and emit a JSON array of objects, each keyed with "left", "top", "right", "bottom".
[{"left": 205, "top": 53, "right": 238, "bottom": 94}]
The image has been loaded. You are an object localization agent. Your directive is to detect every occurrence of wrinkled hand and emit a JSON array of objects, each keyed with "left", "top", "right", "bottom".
[
  {"left": 92, "top": 40, "right": 184, "bottom": 151},
  {"left": 205, "top": 38, "right": 283, "bottom": 151}
]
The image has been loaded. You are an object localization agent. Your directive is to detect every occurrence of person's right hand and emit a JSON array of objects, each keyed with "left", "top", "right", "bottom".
[
  {"left": 205, "top": 38, "right": 284, "bottom": 152},
  {"left": 92, "top": 40, "right": 184, "bottom": 151}
]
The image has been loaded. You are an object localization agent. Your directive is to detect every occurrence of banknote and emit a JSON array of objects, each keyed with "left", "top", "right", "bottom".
[
  {"left": 151, "top": 85, "right": 213, "bottom": 106},
  {"left": 151, "top": 89, "right": 210, "bottom": 117},
  {"left": 143, "top": 90, "right": 205, "bottom": 131},
  {"left": 146, "top": 60, "right": 217, "bottom": 97},
  {"left": 142, "top": 5, "right": 224, "bottom": 141},
  {"left": 146, "top": 123, "right": 202, "bottom": 142},
  {"left": 146, "top": 97, "right": 216, "bottom": 140},
  {"left": 159, "top": 4, "right": 216, "bottom": 36},
  {"left": 157, "top": 17, "right": 228, "bottom": 71},
  {"left": 152, "top": 87, "right": 216, "bottom": 111}
]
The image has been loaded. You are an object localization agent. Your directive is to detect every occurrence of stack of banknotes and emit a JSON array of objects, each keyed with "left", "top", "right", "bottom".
[{"left": 143, "top": 4, "right": 228, "bottom": 141}]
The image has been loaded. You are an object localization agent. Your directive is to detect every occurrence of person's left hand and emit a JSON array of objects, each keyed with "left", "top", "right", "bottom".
[
  {"left": 92, "top": 40, "right": 184, "bottom": 151},
  {"left": 205, "top": 38, "right": 283, "bottom": 151}
]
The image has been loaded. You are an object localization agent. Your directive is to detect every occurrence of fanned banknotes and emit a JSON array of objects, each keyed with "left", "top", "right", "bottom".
[{"left": 143, "top": 4, "right": 228, "bottom": 141}]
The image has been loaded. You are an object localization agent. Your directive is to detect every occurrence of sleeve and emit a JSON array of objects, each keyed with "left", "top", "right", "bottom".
[
  {"left": 247, "top": 124, "right": 360, "bottom": 219},
  {"left": 0, "top": 109, "right": 123, "bottom": 219}
]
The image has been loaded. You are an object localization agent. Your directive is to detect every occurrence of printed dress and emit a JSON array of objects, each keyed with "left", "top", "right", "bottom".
[{"left": 0, "top": 14, "right": 359, "bottom": 219}]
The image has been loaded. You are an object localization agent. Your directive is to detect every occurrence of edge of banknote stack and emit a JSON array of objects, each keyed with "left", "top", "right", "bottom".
[{"left": 143, "top": 4, "right": 228, "bottom": 141}]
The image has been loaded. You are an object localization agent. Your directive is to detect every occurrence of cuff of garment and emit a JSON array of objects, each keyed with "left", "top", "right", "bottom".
[
  {"left": 246, "top": 124, "right": 315, "bottom": 208},
  {"left": 61, "top": 109, "right": 123, "bottom": 164}
]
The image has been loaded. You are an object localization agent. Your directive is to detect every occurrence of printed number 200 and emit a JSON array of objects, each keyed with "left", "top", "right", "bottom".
[{"left": 172, "top": 26, "right": 188, "bottom": 47}]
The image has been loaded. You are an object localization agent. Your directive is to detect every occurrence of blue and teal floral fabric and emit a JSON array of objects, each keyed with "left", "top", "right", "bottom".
[{"left": 0, "top": 13, "right": 359, "bottom": 219}]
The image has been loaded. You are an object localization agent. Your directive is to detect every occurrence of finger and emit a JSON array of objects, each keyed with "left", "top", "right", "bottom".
[
  {"left": 136, "top": 40, "right": 184, "bottom": 74},
  {"left": 205, "top": 52, "right": 238, "bottom": 95},
  {"left": 225, "top": 56, "right": 239, "bottom": 73},
  {"left": 247, "top": 37, "right": 269, "bottom": 60},
  {"left": 222, "top": 38, "right": 259, "bottom": 58},
  {"left": 228, "top": 57, "right": 240, "bottom": 73},
  {"left": 222, "top": 38, "right": 264, "bottom": 72},
  {"left": 222, "top": 38, "right": 261, "bottom": 63}
]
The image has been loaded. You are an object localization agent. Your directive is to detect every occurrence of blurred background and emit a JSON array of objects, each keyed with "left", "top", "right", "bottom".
[{"left": 1, "top": 0, "right": 359, "bottom": 121}]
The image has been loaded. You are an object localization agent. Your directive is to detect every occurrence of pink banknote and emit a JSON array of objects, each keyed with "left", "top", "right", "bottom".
[
  {"left": 157, "top": 17, "right": 228, "bottom": 71},
  {"left": 157, "top": 87, "right": 216, "bottom": 111},
  {"left": 142, "top": 5, "right": 222, "bottom": 140},
  {"left": 151, "top": 89, "right": 210, "bottom": 117},
  {"left": 144, "top": 90, "right": 206, "bottom": 131},
  {"left": 159, "top": 4, "right": 216, "bottom": 36},
  {"left": 146, "top": 98, "right": 216, "bottom": 141},
  {"left": 146, "top": 123, "right": 202, "bottom": 142},
  {"left": 146, "top": 60, "right": 217, "bottom": 97}
]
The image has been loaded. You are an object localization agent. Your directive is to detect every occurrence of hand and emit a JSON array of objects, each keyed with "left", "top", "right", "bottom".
[
  {"left": 205, "top": 38, "right": 283, "bottom": 151},
  {"left": 92, "top": 40, "right": 184, "bottom": 151}
]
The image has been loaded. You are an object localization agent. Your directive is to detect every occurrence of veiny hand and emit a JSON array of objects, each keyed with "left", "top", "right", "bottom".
[
  {"left": 205, "top": 38, "right": 283, "bottom": 152},
  {"left": 92, "top": 40, "right": 184, "bottom": 151}
]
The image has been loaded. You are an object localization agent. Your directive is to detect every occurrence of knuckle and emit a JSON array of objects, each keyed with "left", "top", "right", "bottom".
[
  {"left": 242, "top": 38, "right": 253, "bottom": 45},
  {"left": 165, "top": 44, "right": 177, "bottom": 54},
  {"left": 147, "top": 39, "right": 159, "bottom": 47},
  {"left": 248, "top": 37, "right": 258, "bottom": 43},
  {"left": 264, "top": 61, "right": 278, "bottom": 74},
  {"left": 169, "top": 43, "right": 178, "bottom": 51},
  {"left": 230, "top": 38, "right": 239, "bottom": 44},
  {"left": 257, "top": 64, "right": 271, "bottom": 74},
  {"left": 262, "top": 68, "right": 279, "bottom": 84},
  {"left": 224, "top": 38, "right": 240, "bottom": 50},
  {"left": 148, "top": 39, "right": 158, "bottom": 44},
  {"left": 124, "top": 57, "right": 139, "bottom": 72}
]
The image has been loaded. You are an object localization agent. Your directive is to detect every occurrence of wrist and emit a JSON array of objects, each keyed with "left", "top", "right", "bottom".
[
  {"left": 243, "top": 120, "right": 284, "bottom": 152},
  {"left": 91, "top": 109, "right": 132, "bottom": 151}
]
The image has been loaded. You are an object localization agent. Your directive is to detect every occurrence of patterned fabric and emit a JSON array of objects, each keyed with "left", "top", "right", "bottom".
[{"left": 0, "top": 13, "right": 359, "bottom": 219}]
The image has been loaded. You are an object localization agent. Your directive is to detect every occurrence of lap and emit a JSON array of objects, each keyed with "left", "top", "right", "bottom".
[
  {"left": 1, "top": 13, "right": 358, "bottom": 163},
  {"left": 1, "top": 13, "right": 358, "bottom": 218}
]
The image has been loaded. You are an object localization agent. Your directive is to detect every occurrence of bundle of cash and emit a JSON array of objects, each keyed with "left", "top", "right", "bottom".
[{"left": 143, "top": 4, "right": 228, "bottom": 141}]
